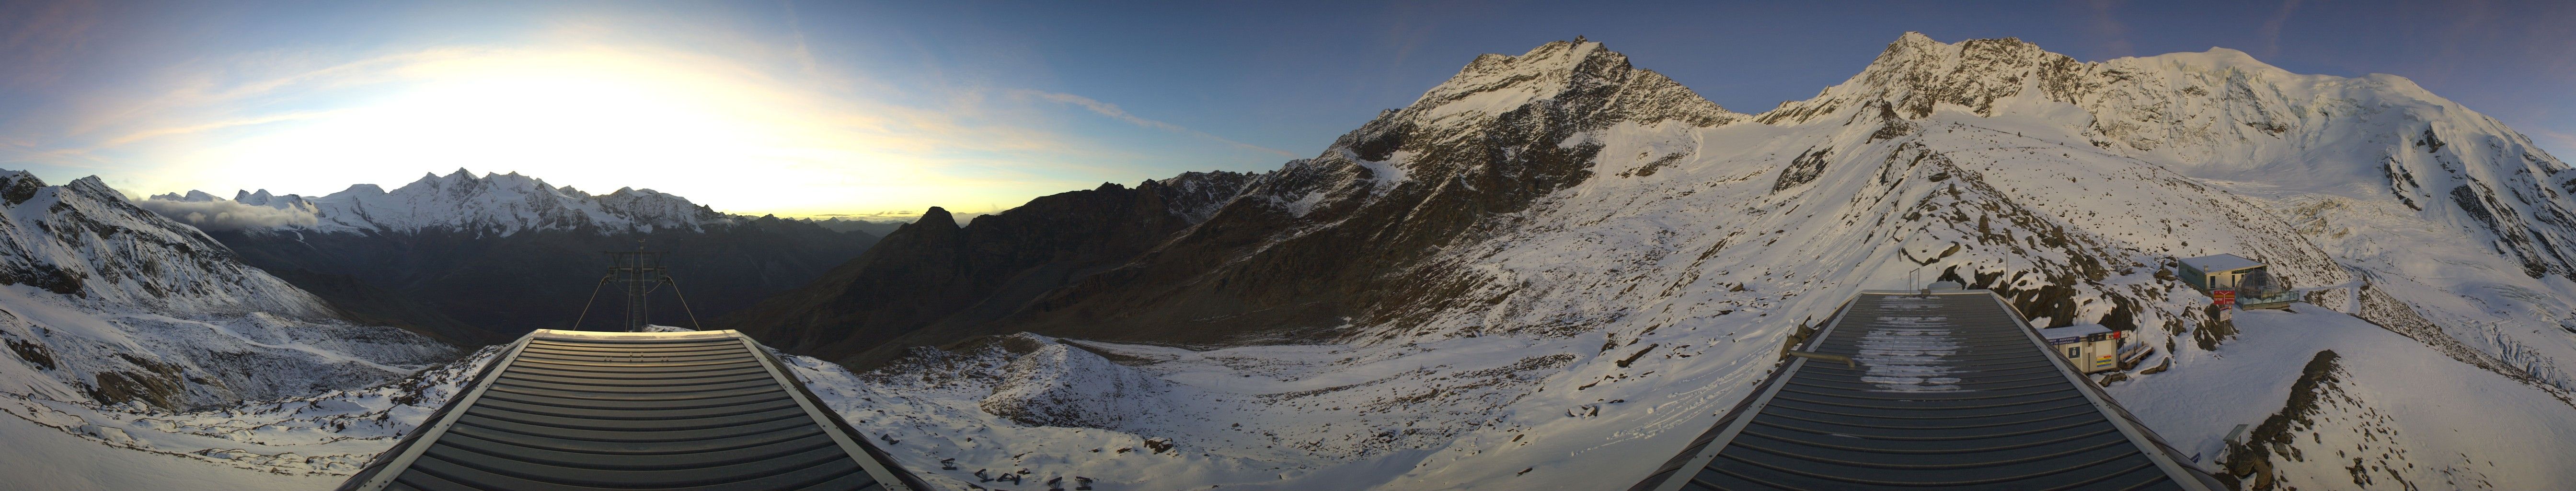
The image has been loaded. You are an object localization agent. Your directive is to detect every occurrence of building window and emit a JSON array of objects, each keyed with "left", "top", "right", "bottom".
[{"left": 2067, "top": 347, "right": 2081, "bottom": 358}]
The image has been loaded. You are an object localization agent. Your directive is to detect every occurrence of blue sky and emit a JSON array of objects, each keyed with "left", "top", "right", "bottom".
[{"left": 1, "top": 0, "right": 2568, "bottom": 218}]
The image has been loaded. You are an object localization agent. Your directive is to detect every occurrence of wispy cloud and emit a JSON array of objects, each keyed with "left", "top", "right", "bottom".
[
  {"left": 8, "top": 35, "right": 1186, "bottom": 219},
  {"left": 2, "top": 5, "right": 1310, "bottom": 221},
  {"left": 133, "top": 197, "right": 319, "bottom": 231},
  {"left": 97, "top": 109, "right": 349, "bottom": 146},
  {"left": 1016, "top": 90, "right": 1300, "bottom": 158},
  {"left": 781, "top": 0, "right": 821, "bottom": 77},
  {"left": 2087, "top": 0, "right": 2135, "bottom": 57},
  {"left": 2255, "top": 0, "right": 2304, "bottom": 58},
  {"left": 0, "top": 0, "right": 103, "bottom": 86}
]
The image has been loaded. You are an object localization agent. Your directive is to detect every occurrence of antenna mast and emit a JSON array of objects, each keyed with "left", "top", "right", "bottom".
[{"left": 603, "top": 239, "right": 668, "bottom": 332}]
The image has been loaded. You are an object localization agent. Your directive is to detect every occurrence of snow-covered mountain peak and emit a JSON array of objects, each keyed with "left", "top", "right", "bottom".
[
  {"left": 1409, "top": 38, "right": 1737, "bottom": 128},
  {"left": 1757, "top": 33, "right": 2518, "bottom": 161},
  {"left": 0, "top": 171, "right": 336, "bottom": 317},
  {"left": 1760, "top": 33, "right": 2078, "bottom": 124},
  {"left": 0, "top": 170, "right": 453, "bottom": 460},
  {"left": 1748, "top": 34, "right": 2576, "bottom": 281},
  {"left": 1226, "top": 39, "right": 1745, "bottom": 226},
  {"left": 153, "top": 169, "right": 735, "bottom": 235}
]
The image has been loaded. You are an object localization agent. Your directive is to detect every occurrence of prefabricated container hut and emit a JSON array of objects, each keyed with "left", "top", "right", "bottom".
[
  {"left": 2036, "top": 324, "right": 2124, "bottom": 374},
  {"left": 2176, "top": 254, "right": 2266, "bottom": 292}
]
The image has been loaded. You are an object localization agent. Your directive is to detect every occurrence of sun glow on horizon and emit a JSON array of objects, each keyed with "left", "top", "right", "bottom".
[{"left": 116, "top": 44, "right": 1093, "bottom": 219}]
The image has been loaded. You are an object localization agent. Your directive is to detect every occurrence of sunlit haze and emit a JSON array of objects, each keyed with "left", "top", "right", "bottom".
[{"left": 2, "top": 1, "right": 2569, "bottom": 220}]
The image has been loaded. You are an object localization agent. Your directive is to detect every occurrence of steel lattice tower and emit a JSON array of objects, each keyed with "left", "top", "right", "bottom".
[{"left": 602, "top": 240, "right": 668, "bottom": 332}]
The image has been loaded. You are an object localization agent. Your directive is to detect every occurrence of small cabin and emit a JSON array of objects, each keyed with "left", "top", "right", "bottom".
[
  {"left": 2036, "top": 324, "right": 2124, "bottom": 374},
  {"left": 2177, "top": 254, "right": 2267, "bottom": 292}
]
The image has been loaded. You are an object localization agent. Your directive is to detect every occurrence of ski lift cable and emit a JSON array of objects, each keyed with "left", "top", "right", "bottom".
[
  {"left": 570, "top": 274, "right": 613, "bottom": 330},
  {"left": 667, "top": 276, "right": 705, "bottom": 330}
]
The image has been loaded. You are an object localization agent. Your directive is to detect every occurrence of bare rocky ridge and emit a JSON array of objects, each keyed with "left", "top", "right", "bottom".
[{"left": 719, "top": 171, "right": 1257, "bottom": 367}]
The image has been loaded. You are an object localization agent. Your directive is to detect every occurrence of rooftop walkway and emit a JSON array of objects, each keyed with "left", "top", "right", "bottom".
[
  {"left": 1629, "top": 290, "right": 2221, "bottom": 491},
  {"left": 338, "top": 329, "right": 926, "bottom": 491}
]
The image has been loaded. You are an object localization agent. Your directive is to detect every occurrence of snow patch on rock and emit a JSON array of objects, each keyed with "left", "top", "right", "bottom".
[{"left": 978, "top": 334, "right": 1170, "bottom": 429}]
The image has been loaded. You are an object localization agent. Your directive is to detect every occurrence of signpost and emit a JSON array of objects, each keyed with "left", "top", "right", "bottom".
[{"left": 2211, "top": 289, "right": 2236, "bottom": 306}]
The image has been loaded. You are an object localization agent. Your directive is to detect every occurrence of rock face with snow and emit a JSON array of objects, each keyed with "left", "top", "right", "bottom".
[
  {"left": 148, "top": 170, "right": 878, "bottom": 344},
  {"left": 1770, "top": 32, "right": 2576, "bottom": 282},
  {"left": 781, "top": 35, "right": 2576, "bottom": 490},
  {"left": 0, "top": 170, "right": 451, "bottom": 412},
  {"left": 1, "top": 172, "right": 333, "bottom": 316}
]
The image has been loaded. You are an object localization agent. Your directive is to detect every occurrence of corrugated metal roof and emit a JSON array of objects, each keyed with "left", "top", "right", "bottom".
[
  {"left": 1629, "top": 291, "right": 2218, "bottom": 491},
  {"left": 337, "top": 330, "right": 926, "bottom": 491},
  {"left": 2037, "top": 324, "right": 2115, "bottom": 340},
  {"left": 2178, "top": 254, "right": 2264, "bottom": 273}
]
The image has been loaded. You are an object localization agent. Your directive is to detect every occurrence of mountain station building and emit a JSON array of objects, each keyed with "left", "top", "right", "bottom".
[
  {"left": 2177, "top": 254, "right": 2266, "bottom": 292},
  {"left": 2036, "top": 324, "right": 2124, "bottom": 374}
]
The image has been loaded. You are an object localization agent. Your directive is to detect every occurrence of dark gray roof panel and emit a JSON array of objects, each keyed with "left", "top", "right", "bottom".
[
  {"left": 1631, "top": 291, "right": 2215, "bottom": 491},
  {"left": 340, "top": 330, "right": 924, "bottom": 491}
]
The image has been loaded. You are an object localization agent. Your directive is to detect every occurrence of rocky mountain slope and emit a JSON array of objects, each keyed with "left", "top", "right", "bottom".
[
  {"left": 769, "top": 35, "right": 2576, "bottom": 490},
  {"left": 0, "top": 170, "right": 452, "bottom": 411},
  {"left": 147, "top": 170, "right": 878, "bottom": 344},
  {"left": 722, "top": 171, "right": 1258, "bottom": 368}
]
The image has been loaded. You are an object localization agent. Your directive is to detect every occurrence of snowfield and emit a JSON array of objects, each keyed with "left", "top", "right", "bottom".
[
  {"left": 0, "top": 171, "right": 465, "bottom": 490},
  {"left": 2109, "top": 304, "right": 2576, "bottom": 490},
  {"left": 0, "top": 345, "right": 500, "bottom": 490}
]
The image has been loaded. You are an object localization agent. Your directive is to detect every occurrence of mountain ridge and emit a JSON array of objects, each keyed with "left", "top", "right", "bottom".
[
  {"left": 153, "top": 168, "right": 733, "bottom": 235},
  {"left": 720, "top": 171, "right": 1261, "bottom": 366},
  {"left": 0, "top": 169, "right": 452, "bottom": 412},
  {"left": 753, "top": 34, "right": 2576, "bottom": 490},
  {"left": 144, "top": 170, "right": 881, "bottom": 344}
]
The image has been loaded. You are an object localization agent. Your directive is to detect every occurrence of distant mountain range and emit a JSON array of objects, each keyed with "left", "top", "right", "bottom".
[
  {"left": 144, "top": 169, "right": 879, "bottom": 344},
  {"left": 798, "top": 217, "right": 908, "bottom": 237},
  {"left": 0, "top": 171, "right": 451, "bottom": 411}
]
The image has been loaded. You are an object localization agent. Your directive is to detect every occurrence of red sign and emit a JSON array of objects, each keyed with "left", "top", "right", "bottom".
[{"left": 2212, "top": 289, "right": 2236, "bottom": 306}]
